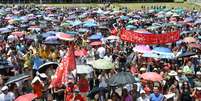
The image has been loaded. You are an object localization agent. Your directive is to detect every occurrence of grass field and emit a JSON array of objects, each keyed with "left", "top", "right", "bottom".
[{"left": 40, "top": 2, "right": 201, "bottom": 10}]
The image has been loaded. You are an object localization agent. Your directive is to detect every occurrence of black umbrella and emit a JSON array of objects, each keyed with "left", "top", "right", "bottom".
[
  {"left": 107, "top": 72, "right": 136, "bottom": 86},
  {"left": 5, "top": 73, "right": 30, "bottom": 85},
  {"left": 87, "top": 87, "right": 108, "bottom": 99},
  {"left": 177, "top": 52, "right": 196, "bottom": 58},
  {"left": 38, "top": 62, "right": 59, "bottom": 73}
]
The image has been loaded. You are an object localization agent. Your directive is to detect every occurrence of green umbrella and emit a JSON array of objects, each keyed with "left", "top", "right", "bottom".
[{"left": 92, "top": 59, "right": 115, "bottom": 70}]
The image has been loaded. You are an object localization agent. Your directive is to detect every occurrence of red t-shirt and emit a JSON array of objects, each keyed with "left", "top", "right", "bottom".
[
  {"left": 32, "top": 82, "right": 43, "bottom": 97},
  {"left": 78, "top": 78, "right": 89, "bottom": 93}
]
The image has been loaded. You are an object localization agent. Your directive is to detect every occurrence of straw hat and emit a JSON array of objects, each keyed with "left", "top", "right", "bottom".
[{"left": 168, "top": 70, "right": 177, "bottom": 76}]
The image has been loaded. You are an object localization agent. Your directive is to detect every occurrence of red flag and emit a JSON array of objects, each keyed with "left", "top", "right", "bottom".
[{"left": 50, "top": 43, "right": 76, "bottom": 88}]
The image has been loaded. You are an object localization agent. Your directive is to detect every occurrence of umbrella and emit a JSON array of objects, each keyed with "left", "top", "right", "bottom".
[
  {"left": 183, "top": 37, "right": 197, "bottom": 43},
  {"left": 38, "top": 62, "right": 58, "bottom": 73},
  {"left": 0, "top": 28, "right": 11, "bottom": 34},
  {"left": 142, "top": 53, "right": 175, "bottom": 59},
  {"left": 90, "top": 41, "right": 102, "bottom": 46},
  {"left": 152, "top": 47, "right": 172, "bottom": 54},
  {"left": 70, "top": 20, "right": 82, "bottom": 26},
  {"left": 45, "top": 36, "right": 58, "bottom": 42},
  {"left": 92, "top": 59, "right": 115, "bottom": 69},
  {"left": 184, "top": 17, "right": 193, "bottom": 22},
  {"left": 42, "top": 31, "right": 56, "bottom": 38},
  {"left": 78, "top": 28, "right": 89, "bottom": 33},
  {"left": 61, "top": 22, "right": 71, "bottom": 27},
  {"left": 74, "top": 49, "right": 88, "bottom": 57},
  {"left": 120, "top": 15, "right": 129, "bottom": 20},
  {"left": 5, "top": 73, "right": 30, "bottom": 85},
  {"left": 141, "top": 72, "right": 163, "bottom": 82},
  {"left": 106, "top": 35, "right": 119, "bottom": 40},
  {"left": 83, "top": 22, "right": 97, "bottom": 27},
  {"left": 107, "top": 72, "right": 136, "bottom": 86},
  {"left": 76, "top": 65, "right": 93, "bottom": 74},
  {"left": 188, "top": 43, "right": 201, "bottom": 50},
  {"left": 11, "top": 31, "right": 25, "bottom": 37},
  {"left": 126, "top": 25, "right": 137, "bottom": 30},
  {"left": 177, "top": 52, "right": 196, "bottom": 58},
  {"left": 15, "top": 93, "right": 37, "bottom": 101},
  {"left": 65, "top": 31, "right": 78, "bottom": 35},
  {"left": 43, "top": 40, "right": 61, "bottom": 45},
  {"left": 88, "top": 34, "right": 102, "bottom": 40},
  {"left": 133, "top": 45, "right": 152, "bottom": 53},
  {"left": 56, "top": 32, "right": 74, "bottom": 41}
]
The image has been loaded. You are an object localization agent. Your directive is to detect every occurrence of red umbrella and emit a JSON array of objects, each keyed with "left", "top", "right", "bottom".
[
  {"left": 56, "top": 32, "right": 74, "bottom": 41},
  {"left": 15, "top": 93, "right": 37, "bottom": 101},
  {"left": 90, "top": 41, "right": 102, "bottom": 46},
  {"left": 140, "top": 72, "right": 163, "bottom": 82},
  {"left": 75, "top": 49, "right": 88, "bottom": 57},
  {"left": 11, "top": 31, "right": 25, "bottom": 37}
]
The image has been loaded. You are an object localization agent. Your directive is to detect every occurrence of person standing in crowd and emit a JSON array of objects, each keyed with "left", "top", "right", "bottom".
[{"left": 150, "top": 87, "right": 164, "bottom": 101}]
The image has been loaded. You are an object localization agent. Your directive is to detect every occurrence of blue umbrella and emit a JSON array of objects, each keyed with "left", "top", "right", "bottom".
[
  {"left": 120, "top": 15, "right": 129, "bottom": 20},
  {"left": 65, "top": 31, "right": 78, "bottom": 35},
  {"left": 143, "top": 53, "right": 175, "bottom": 59},
  {"left": 184, "top": 17, "right": 193, "bottom": 22},
  {"left": 42, "top": 31, "right": 56, "bottom": 38},
  {"left": 83, "top": 22, "right": 97, "bottom": 27},
  {"left": 194, "top": 19, "right": 201, "bottom": 24},
  {"left": 88, "top": 34, "right": 102, "bottom": 40},
  {"left": 78, "top": 28, "right": 89, "bottom": 33},
  {"left": 133, "top": 15, "right": 141, "bottom": 19},
  {"left": 126, "top": 25, "right": 137, "bottom": 30},
  {"left": 0, "top": 28, "right": 11, "bottom": 34},
  {"left": 70, "top": 20, "right": 82, "bottom": 26},
  {"left": 152, "top": 47, "right": 172, "bottom": 54}
]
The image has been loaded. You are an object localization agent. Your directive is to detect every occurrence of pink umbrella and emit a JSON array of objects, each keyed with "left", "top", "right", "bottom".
[
  {"left": 11, "top": 31, "right": 25, "bottom": 37},
  {"left": 141, "top": 72, "right": 163, "bottom": 82},
  {"left": 56, "top": 32, "right": 74, "bottom": 41},
  {"left": 183, "top": 37, "right": 197, "bottom": 43},
  {"left": 75, "top": 49, "right": 88, "bottom": 57},
  {"left": 188, "top": 43, "right": 201, "bottom": 50},
  {"left": 133, "top": 45, "right": 152, "bottom": 53},
  {"left": 90, "top": 41, "right": 102, "bottom": 46},
  {"left": 15, "top": 93, "right": 37, "bottom": 101}
]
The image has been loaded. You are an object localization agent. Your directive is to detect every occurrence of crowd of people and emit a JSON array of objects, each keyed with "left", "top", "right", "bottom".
[{"left": 0, "top": 4, "right": 200, "bottom": 101}]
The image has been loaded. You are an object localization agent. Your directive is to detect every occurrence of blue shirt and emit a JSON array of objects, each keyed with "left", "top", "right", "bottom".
[
  {"left": 32, "top": 56, "right": 43, "bottom": 70},
  {"left": 150, "top": 93, "right": 164, "bottom": 101}
]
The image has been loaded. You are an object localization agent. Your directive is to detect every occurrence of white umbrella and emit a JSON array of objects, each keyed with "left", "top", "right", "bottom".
[
  {"left": 106, "top": 35, "right": 119, "bottom": 40},
  {"left": 76, "top": 65, "right": 93, "bottom": 74}
]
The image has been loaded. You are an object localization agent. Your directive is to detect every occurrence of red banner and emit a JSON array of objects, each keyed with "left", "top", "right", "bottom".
[{"left": 120, "top": 28, "right": 180, "bottom": 44}]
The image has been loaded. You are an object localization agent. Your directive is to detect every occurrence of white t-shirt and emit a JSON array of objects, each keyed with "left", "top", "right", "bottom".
[
  {"left": 5, "top": 92, "right": 15, "bottom": 101},
  {"left": 0, "top": 93, "right": 5, "bottom": 101}
]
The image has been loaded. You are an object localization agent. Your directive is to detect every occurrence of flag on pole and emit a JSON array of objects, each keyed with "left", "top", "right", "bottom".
[{"left": 49, "top": 43, "right": 76, "bottom": 88}]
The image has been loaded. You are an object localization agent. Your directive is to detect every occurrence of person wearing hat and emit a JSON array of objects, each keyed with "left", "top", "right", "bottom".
[
  {"left": 175, "top": 69, "right": 188, "bottom": 88},
  {"left": 150, "top": 87, "right": 164, "bottom": 101},
  {"left": 137, "top": 90, "right": 149, "bottom": 101},
  {"left": 0, "top": 86, "right": 15, "bottom": 101}
]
